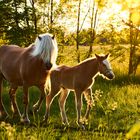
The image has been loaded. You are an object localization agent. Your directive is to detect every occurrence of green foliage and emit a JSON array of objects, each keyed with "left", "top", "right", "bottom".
[
  {"left": 62, "top": 28, "right": 96, "bottom": 46},
  {"left": 95, "top": 25, "right": 131, "bottom": 44},
  {"left": 0, "top": 0, "right": 37, "bottom": 46}
]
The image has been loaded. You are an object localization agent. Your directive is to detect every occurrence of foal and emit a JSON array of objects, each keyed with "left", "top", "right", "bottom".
[{"left": 43, "top": 54, "right": 115, "bottom": 128}]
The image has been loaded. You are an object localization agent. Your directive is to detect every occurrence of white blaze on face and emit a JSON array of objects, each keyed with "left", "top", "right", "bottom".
[
  {"left": 102, "top": 59, "right": 112, "bottom": 70},
  {"left": 102, "top": 59, "right": 115, "bottom": 78}
]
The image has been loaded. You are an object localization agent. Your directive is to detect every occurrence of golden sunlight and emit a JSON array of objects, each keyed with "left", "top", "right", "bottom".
[
  {"left": 125, "top": 0, "right": 140, "bottom": 8},
  {"left": 55, "top": 0, "right": 60, "bottom": 3}
]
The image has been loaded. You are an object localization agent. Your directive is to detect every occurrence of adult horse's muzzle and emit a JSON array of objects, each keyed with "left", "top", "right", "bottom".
[{"left": 46, "top": 62, "right": 52, "bottom": 70}]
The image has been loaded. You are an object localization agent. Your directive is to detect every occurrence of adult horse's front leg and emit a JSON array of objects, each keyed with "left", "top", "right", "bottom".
[
  {"left": 9, "top": 86, "right": 21, "bottom": 119},
  {"left": 33, "top": 84, "right": 45, "bottom": 113},
  {"left": 21, "top": 86, "right": 30, "bottom": 124},
  {"left": 0, "top": 76, "right": 8, "bottom": 120},
  {"left": 58, "top": 88, "right": 69, "bottom": 125}
]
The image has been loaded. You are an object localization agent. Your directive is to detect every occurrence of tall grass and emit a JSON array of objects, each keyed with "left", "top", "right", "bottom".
[{"left": 0, "top": 45, "right": 140, "bottom": 139}]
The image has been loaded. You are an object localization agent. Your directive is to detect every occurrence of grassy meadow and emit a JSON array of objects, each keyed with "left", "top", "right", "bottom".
[{"left": 1, "top": 45, "right": 140, "bottom": 140}]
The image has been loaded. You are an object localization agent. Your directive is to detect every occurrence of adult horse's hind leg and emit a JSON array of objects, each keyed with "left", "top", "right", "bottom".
[
  {"left": 33, "top": 84, "right": 45, "bottom": 113},
  {"left": 9, "top": 86, "right": 21, "bottom": 118},
  {"left": 21, "top": 86, "right": 30, "bottom": 124},
  {"left": 0, "top": 75, "right": 8, "bottom": 120},
  {"left": 58, "top": 88, "right": 69, "bottom": 125}
]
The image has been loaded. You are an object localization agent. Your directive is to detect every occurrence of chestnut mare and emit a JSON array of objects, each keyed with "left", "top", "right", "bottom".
[
  {"left": 0, "top": 33, "right": 58, "bottom": 123},
  {"left": 43, "top": 54, "right": 115, "bottom": 128}
]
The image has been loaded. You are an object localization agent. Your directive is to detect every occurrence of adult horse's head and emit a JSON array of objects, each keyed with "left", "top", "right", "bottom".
[
  {"left": 31, "top": 33, "right": 58, "bottom": 70},
  {"left": 95, "top": 54, "right": 115, "bottom": 80}
]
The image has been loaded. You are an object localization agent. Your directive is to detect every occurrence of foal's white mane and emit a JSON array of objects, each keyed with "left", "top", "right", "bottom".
[{"left": 31, "top": 33, "right": 58, "bottom": 65}]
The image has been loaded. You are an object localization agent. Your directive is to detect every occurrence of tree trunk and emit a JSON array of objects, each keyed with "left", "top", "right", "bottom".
[
  {"left": 13, "top": 0, "right": 19, "bottom": 28},
  {"left": 13, "top": 0, "right": 20, "bottom": 45},
  {"left": 24, "top": 0, "right": 29, "bottom": 28},
  {"left": 49, "top": 0, "right": 53, "bottom": 33},
  {"left": 76, "top": 0, "right": 81, "bottom": 63},
  {"left": 128, "top": 12, "right": 135, "bottom": 75},
  {"left": 29, "top": 0, "right": 37, "bottom": 35},
  {"left": 128, "top": 45, "right": 135, "bottom": 75},
  {"left": 87, "top": 0, "right": 96, "bottom": 58}
]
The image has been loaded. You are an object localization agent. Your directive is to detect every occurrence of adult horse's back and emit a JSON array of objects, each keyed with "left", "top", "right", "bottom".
[{"left": 0, "top": 33, "right": 58, "bottom": 123}]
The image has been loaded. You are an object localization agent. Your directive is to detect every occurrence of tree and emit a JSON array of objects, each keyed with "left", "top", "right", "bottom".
[
  {"left": 29, "top": 0, "right": 38, "bottom": 35},
  {"left": 75, "top": 0, "right": 107, "bottom": 62},
  {"left": 5, "top": 0, "right": 26, "bottom": 45},
  {"left": 76, "top": 0, "right": 82, "bottom": 62},
  {"left": 120, "top": 1, "right": 140, "bottom": 75},
  {"left": 87, "top": 0, "right": 107, "bottom": 57},
  {"left": 0, "top": 0, "right": 37, "bottom": 46}
]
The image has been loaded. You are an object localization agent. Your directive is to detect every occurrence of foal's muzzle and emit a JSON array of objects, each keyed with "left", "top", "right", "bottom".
[{"left": 105, "top": 70, "right": 115, "bottom": 80}]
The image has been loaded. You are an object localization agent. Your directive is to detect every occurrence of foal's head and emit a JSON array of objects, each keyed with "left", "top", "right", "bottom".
[{"left": 95, "top": 54, "right": 115, "bottom": 80}]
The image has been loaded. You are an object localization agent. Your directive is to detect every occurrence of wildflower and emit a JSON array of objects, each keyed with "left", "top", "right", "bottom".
[
  {"left": 111, "top": 102, "right": 118, "bottom": 111},
  {"left": 93, "top": 89, "right": 103, "bottom": 102}
]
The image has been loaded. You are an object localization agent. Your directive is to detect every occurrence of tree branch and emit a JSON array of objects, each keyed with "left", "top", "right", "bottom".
[{"left": 122, "top": 19, "right": 140, "bottom": 32}]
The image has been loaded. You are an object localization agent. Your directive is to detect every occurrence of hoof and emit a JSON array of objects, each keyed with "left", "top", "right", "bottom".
[
  {"left": 20, "top": 117, "right": 30, "bottom": 125},
  {"left": 33, "top": 109, "right": 39, "bottom": 114},
  {"left": 61, "top": 122, "right": 70, "bottom": 130},
  {"left": 40, "top": 118, "right": 48, "bottom": 126},
  {"left": 76, "top": 121, "right": 86, "bottom": 130},
  {"left": 62, "top": 121, "right": 69, "bottom": 127},
  {"left": 33, "top": 105, "right": 39, "bottom": 113},
  {"left": 80, "top": 124, "right": 86, "bottom": 130}
]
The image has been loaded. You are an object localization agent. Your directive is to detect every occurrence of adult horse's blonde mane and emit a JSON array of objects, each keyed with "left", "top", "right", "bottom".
[{"left": 31, "top": 33, "right": 58, "bottom": 65}]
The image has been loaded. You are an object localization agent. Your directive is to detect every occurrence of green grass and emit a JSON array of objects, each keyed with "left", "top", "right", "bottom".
[{"left": 1, "top": 45, "right": 140, "bottom": 139}]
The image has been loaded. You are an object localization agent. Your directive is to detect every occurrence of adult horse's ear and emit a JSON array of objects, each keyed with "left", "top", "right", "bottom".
[
  {"left": 52, "top": 35, "right": 55, "bottom": 39},
  {"left": 105, "top": 53, "right": 109, "bottom": 59},
  {"left": 38, "top": 36, "right": 42, "bottom": 40}
]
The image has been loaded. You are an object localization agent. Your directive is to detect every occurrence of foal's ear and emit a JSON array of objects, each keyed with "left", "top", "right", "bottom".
[
  {"left": 95, "top": 54, "right": 100, "bottom": 60},
  {"left": 38, "top": 36, "right": 42, "bottom": 40}
]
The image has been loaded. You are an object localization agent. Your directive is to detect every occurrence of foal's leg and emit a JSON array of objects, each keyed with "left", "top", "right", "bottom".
[
  {"left": 9, "top": 86, "right": 21, "bottom": 118},
  {"left": 75, "top": 90, "right": 83, "bottom": 128},
  {"left": 58, "top": 88, "right": 69, "bottom": 125},
  {"left": 21, "top": 86, "right": 30, "bottom": 124},
  {"left": 43, "top": 87, "right": 60, "bottom": 123},
  {"left": 83, "top": 88, "right": 93, "bottom": 120},
  {"left": 0, "top": 76, "right": 8, "bottom": 119},
  {"left": 33, "top": 84, "right": 45, "bottom": 113}
]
